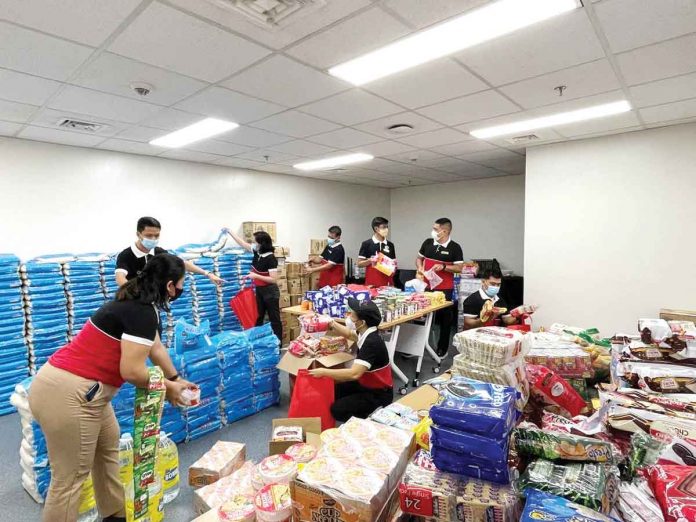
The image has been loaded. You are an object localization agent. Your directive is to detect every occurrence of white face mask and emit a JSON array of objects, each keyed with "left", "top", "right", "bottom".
[
  {"left": 431, "top": 230, "right": 440, "bottom": 241},
  {"left": 345, "top": 316, "right": 357, "bottom": 331}
]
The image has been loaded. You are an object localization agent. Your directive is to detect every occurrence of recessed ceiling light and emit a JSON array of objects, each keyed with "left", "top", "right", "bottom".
[
  {"left": 329, "top": 0, "right": 580, "bottom": 85},
  {"left": 470, "top": 101, "right": 632, "bottom": 139},
  {"left": 294, "top": 153, "right": 374, "bottom": 171},
  {"left": 387, "top": 123, "right": 415, "bottom": 135},
  {"left": 150, "top": 118, "right": 239, "bottom": 148}
]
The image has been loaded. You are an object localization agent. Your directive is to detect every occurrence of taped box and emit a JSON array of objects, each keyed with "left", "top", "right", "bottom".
[
  {"left": 242, "top": 222, "right": 276, "bottom": 243},
  {"left": 310, "top": 239, "right": 328, "bottom": 255},
  {"left": 188, "top": 441, "right": 246, "bottom": 488}
]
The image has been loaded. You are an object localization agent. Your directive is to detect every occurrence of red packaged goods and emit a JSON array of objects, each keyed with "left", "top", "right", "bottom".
[
  {"left": 647, "top": 464, "right": 696, "bottom": 522},
  {"left": 299, "top": 314, "right": 333, "bottom": 334},
  {"left": 526, "top": 364, "right": 588, "bottom": 417}
]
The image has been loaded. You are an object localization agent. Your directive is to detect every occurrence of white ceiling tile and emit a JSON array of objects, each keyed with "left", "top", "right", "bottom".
[
  {"left": 109, "top": 3, "right": 270, "bottom": 82},
  {"left": 456, "top": 10, "right": 604, "bottom": 86},
  {"left": 159, "top": 149, "right": 224, "bottom": 164},
  {"left": 267, "top": 140, "right": 337, "bottom": 157},
  {"left": 409, "top": 170, "right": 466, "bottom": 182},
  {"left": 184, "top": 140, "right": 253, "bottom": 156},
  {"left": 250, "top": 111, "right": 340, "bottom": 138},
  {"left": 630, "top": 72, "right": 696, "bottom": 108},
  {"left": 176, "top": 86, "right": 285, "bottom": 124},
  {"left": 617, "top": 34, "right": 696, "bottom": 86},
  {"left": 499, "top": 60, "right": 621, "bottom": 109},
  {"left": 0, "top": 69, "right": 61, "bottom": 107},
  {"left": 234, "top": 150, "right": 302, "bottom": 164},
  {"left": 397, "top": 128, "right": 470, "bottom": 148},
  {"left": 139, "top": 108, "right": 204, "bottom": 131},
  {"left": 565, "top": 125, "right": 644, "bottom": 141},
  {"left": 481, "top": 129, "right": 564, "bottom": 149},
  {"left": 353, "top": 111, "right": 443, "bottom": 139},
  {"left": 416, "top": 157, "right": 478, "bottom": 175},
  {"left": 217, "top": 126, "right": 291, "bottom": 148},
  {"left": 458, "top": 165, "right": 508, "bottom": 178},
  {"left": 72, "top": 52, "right": 207, "bottom": 106},
  {"left": 386, "top": 149, "right": 447, "bottom": 163},
  {"left": 286, "top": 7, "right": 410, "bottom": 69},
  {"left": 300, "top": 89, "right": 402, "bottom": 126},
  {"left": 212, "top": 157, "right": 267, "bottom": 170},
  {"left": 255, "top": 163, "right": 297, "bottom": 174},
  {"left": 365, "top": 58, "right": 488, "bottom": 109},
  {"left": 0, "top": 121, "right": 22, "bottom": 136},
  {"left": 222, "top": 55, "right": 349, "bottom": 107},
  {"left": 116, "top": 126, "right": 168, "bottom": 143},
  {"left": 417, "top": 90, "right": 519, "bottom": 126},
  {"left": 307, "top": 128, "right": 382, "bottom": 148},
  {"left": 351, "top": 140, "right": 416, "bottom": 157},
  {"left": 595, "top": 0, "right": 696, "bottom": 53},
  {"left": 382, "top": 0, "right": 488, "bottom": 29},
  {"left": 430, "top": 140, "right": 499, "bottom": 156},
  {"left": 18, "top": 125, "right": 105, "bottom": 147},
  {"left": 0, "top": 22, "right": 93, "bottom": 81},
  {"left": 30, "top": 108, "right": 128, "bottom": 137},
  {"left": 639, "top": 98, "right": 696, "bottom": 125},
  {"left": 97, "top": 138, "right": 162, "bottom": 156},
  {"left": 1, "top": 0, "right": 142, "bottom": 46},
  {"left": 554, "top": 111, "right": 642, "bottom": 138},
  {"left": 48, "top": 85, "right": 161, "bottom": 124},
  {"left": 462, "top": 149, "right": 524, "bottom": 166},
  {"left": 0, "top": 99, "right": 38, "bottom": 123}
]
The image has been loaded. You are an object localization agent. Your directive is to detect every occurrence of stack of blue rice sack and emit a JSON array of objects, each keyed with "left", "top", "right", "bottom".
[
  {"left": 428, "top": 376, "right": 519, "bottom": 484},
  {"left": 21, "top": 255, "right": 70, "bottom": 373},
  {"left": 0, "top": 254, "right": 29, "bottom": 415},
  {"left": 101, "top": 255, "right": 119, "bottom": 301},
  {"left": 11, "top": 377, "right": 51, "bottom": 503},
  {"left": 214, "top": 330, "right": 254, "bottom": 424},
  {"left": 191, "top": 256, "right": 221, "bottom": 333},
  {"left": 217, "top": 251, "right": 244, "bottom": 331},
  {"left": 245, "top": 324, "right": 281, "bottom": 412},
  {"left": 158, "top": 349, "right": 187, "bottom": 444},
  {"left": 112, "top": 383, "right": 135, "bottom": 435},
  {"left": 63, "top": 254, "right": 107, "bottom": 337},
  {"left": 167, "top": 273, "right": 194, "bottom": 343},
  {"left": 175, "top": 318, "right": 222, "bottom": 441}
]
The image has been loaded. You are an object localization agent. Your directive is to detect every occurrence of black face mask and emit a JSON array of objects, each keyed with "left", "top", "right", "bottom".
[{"left": 170, "top": 287, "right": 184, "bottom": 302}]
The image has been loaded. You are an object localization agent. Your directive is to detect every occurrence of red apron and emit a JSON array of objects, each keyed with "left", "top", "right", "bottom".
[
  {"left": 251, "top": 267, "right": 271, "bottom": 287},
  {"left": 317, "top": 260, "right": 344, "bottom": 288},
  {"left": 364, "top": 266, "right": 394, "bottom": 287},
  {"left": 422, "top": 257, "right": 455, "bottom": 290}
]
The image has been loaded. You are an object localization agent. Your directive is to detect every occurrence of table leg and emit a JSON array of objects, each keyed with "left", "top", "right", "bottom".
[
  {"left": 423, "top": 312, "right": 442, "bottom": 374},
  {"left": 386, "top": 325, "right": 409, "bottom": 394}
]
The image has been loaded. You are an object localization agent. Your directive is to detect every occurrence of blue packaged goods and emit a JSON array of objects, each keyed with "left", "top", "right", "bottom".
[
  {"left": 224, "top": 397, "right": 255, "bottom": 424},
  {"left": 174, "top": 318, "right": 212, "bottom": 354},
  {"left": 521, "top": 489, "right": 619, "bottom": 522},
  {"left": 430, "top": 445, "right": 511, "bottom": 484}
]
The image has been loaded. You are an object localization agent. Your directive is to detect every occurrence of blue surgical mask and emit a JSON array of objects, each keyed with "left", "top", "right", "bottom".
[
  {"left": 484, "top": 285, "right": 500, "bottom": 298},
  {"left": 141, "top": 237, "right": 158, "bottom": 250},
  {"left": 327, "top": 238, "right": 336, "bottom": 246}
]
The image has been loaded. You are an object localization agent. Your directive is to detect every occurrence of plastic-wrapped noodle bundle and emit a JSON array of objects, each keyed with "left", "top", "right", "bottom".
[{"left": 213, "top": 330, "right": 254, "bottom": 424}]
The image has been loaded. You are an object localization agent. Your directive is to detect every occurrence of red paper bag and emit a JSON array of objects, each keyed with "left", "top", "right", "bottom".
[
  {"left": 287, "top": 369, "right": 335, "bottom": 431},
  {"left": 229, "top": 287, "right": 258, "bottom": 330}
]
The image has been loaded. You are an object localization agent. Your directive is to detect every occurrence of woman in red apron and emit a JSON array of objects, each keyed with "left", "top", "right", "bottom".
[
  {"left": 358, "top": 217, "right": 397, "bottom": 287},
  {"left": 306, "top": 226, "right": 345, "bottom": 288}
]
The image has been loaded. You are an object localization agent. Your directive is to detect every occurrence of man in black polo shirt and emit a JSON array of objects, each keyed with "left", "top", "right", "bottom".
[
  {"left": 309, "top": 298, "right": 393, "bottom": 421},
  {"left": 115, "top": 216, "right": 223, "bottom": 286},
  {"left": 358, "top": 216, "right": 397, "bottom": 287},
  {"left": 415, "top": 217, "right": 464, "bottom": 356},
  {"left": 305, "top": 226, "right": 345, "bottom": 288}
]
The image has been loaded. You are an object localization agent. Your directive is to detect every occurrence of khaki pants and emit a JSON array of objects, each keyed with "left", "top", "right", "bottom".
[{"left": 28, "top": 363, "right": 125, "bottom": 522}]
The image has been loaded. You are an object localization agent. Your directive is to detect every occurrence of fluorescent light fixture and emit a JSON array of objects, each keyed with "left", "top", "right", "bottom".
[
  {"left": 470, "top": 101, "right": 632, "bottom": 139},
  {"left": 150, "top": 118, "right": 238, "bottom": 148},
  {"left": 329, "top": 0, "right": 580, "bottom": 85},
  {"left": 294, "top": 153, "right": 374, "bottom": 171}
]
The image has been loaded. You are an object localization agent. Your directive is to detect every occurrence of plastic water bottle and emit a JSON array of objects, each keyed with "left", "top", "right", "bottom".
[
  {"left": 156, "top": 431, "right": 180, "bottom": 504},
  {"left": 118, "top": 433, "right": 134, "bottom": 488},
  {"left": 77, "top": 474, "right": 98, "bottom": 522}
]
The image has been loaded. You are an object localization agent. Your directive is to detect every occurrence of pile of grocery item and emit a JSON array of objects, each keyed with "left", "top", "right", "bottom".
[{"left": 303, "top": 285, "right": 372, "bottom": 317}]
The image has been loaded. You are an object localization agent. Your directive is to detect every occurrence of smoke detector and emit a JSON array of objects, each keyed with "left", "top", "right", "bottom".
[
  {"left": 206, "top": 0, "right": 326, "bottom": 28},
  {"left": 386, "top": 123, "right": 415, "bottom": 135},
  {"left": 130, "top": 82, "right": 153, "bottom": 97},
  {"left": 57, "top": 118, "right": 105, "bottom": 133},
  {"left": 506, "top": 134, "right": 539, "bottom": 145}
]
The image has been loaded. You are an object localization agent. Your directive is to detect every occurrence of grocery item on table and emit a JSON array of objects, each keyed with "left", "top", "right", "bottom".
[
  {"left": 513, "top": 423, "right": 617, "bottom": 463},
  {"left": 319, "top": 435, "right": 360, "bottom": 461},
  {"left": 541, "top": 409, "right": 606, "bottom": 437},
  {"left": 340, "top": 417, "right": 412, "bottom": 452},
  {"left": 624, "top": 431, "right": 665, "bottom": 479},
  {"left": 272, "top": 425, "right": 303, "bottom": 442},
  {"left": 453, "top": 327, "right": 530, "bottom": 366},
  {"left": 255, "top": 483, "right": 292, "bottom": 522},
  {"left": 251, "top": 465, "right": 265, "bottom": 492},
  {"left": 519, "top": 460, "right": 618, "bottom": 514},
  {"left": 615, "top": 479, "right": 665, "bottom": 522},
  {"left": 369, "top": 403, "right": 419, "bottom": 430},
  {"left": 297, "top": 456, "right": 342, "bottom": 487},
  {"left": 647, "top": 464, "right": 696, "bottom": 522},
  {"left": 430, "top": 443, "right": 511, "bottom": 484},
  {"left": 623, "top": 362, "right": 696, "bottom": 393},
  {"left": 338, "top": 466, "right": 387, "bottom": 503},
  {"left": 654, "top": 436, "right": 696, "bottom": 466},
  {"left": 188, "top": 441, "right": 246, "bottom": 488},
  {"left": 258, "top": 454, "right": 297, "bottom": 485},
  {"left": 360, "top": 444, "right": 398, "bottom": 476},
  {"left": 621, "top": 340, "right": 696, "bottom": 366},
  {"left": 599, "top": 387, "right": 696, "bottom": 419},
  {"left": 639, "top": 319, "right": 673, "bottom": 344},
  {"left": 404, "top": 278, "right": 427, "bottom": 293},
  {"left": 651, "top": 418, "right": 696, "bottom": 445},
  {"left": 193, "top": 461, "right": 255, "bottom": 514},
  {"left": 217, "top": 494, "right": 256, "bottom": 522},
  {"left": 526, "top": 364, "right": 588, "bottom": 417},
  {"left": 607, "top": 404, "right": 696, "bottom": 435},
  {"left": 520, "top": 489, "right": 617, "bottom": 522},
  {"left": 451, "top": 355, "right": 528, "bottom": 407},
  {"left": 285, "top": 443, "right": 317, "bottom": 464},
  {"left": 287, "top": 336, "right": 321, "bottom": 358},
  {"left": 413, "top": 416, "right": 432, "bottom": 451},
  {"left": 525, "top": 346, "right": 594, "bottom": 378}
]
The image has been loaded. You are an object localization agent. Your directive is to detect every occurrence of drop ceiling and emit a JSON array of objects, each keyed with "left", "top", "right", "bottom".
[{"left": 0, "top": 0, "right": 695, "bottom": 188}]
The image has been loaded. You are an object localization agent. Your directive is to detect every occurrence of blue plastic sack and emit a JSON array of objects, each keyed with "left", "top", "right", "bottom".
[
  {"left": 225, "top": 397, "right": 255, "bottom": 423},
  {"left": 520, "top": 489, "right": 618, "bottom": 522},
  {"left": 174, "top": 318, "right": 211, "bottom": 354}
]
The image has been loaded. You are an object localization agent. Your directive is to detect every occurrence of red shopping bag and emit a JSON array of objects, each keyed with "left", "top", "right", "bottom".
[
  {"left": 229, "top": 286, "right": 258, "bottom": 330},
  {"left": 287, "top": 369, "right": 335, "bottom": 430}
]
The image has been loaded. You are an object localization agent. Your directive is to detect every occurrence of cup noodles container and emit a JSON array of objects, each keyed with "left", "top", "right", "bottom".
[
  {"left": 285, "top": 443, "right": 317, "bottom": 464},
  {"left": 255, "top": 484, "right": 292, "bottom": 522},
  {"left": 217, "top": 495, "right": 255, "bottom": 522},
  {"left": 181, "top": 387, "right": 201, "bottom": 407},
  {"left": 259, "top": 454, "right": 297, "bottom": 485}
]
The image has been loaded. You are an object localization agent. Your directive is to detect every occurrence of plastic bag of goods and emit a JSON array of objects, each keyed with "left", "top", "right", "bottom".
[{"left": 453, "top": 327, "right": 530, "bottom": 366}]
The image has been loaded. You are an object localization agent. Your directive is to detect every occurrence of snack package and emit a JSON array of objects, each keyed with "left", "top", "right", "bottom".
[
  {"left": 526, "top": 364, "right": 587, "bottom": 417},
  {"left": 453, "top": 327, "right": 530, "bottom": 365},
  {"left": 623, "top": 362, "right": 696, "bottom": 393},
  {"left": 299, "top": 314, "right": 333, "bottom": 335},
  {"left": 429, "top": 377, "right": 519, "bottom": 438},
  {"left": 616, "top": 479, "right": 665, "bottom": 522},
  {"left": 519, "top": 460, "right": 619, "bottom": 514},
  {"left": 624, "top": 431, "right": 665, "bottom": 479},
  {"left": 430, "top": 425, "right": 508, "bottom": 464},
  {"left": 413, "top": 416, "right": 432, "bottom": 451},
  {"left": 404, "top": 278, "right": 427, "bottom": 293},
  {"left": 650, "top": 418, "right": 696, "bottom": 445},
  {"left": 423, "top": 269, "right": 443, "bottom": 289},
  {"left": 647, "top": 465, "right": 696, "bottom": 522},
  {"left": 374, "top": 252, "right": 396, "bottom": 277},
  {"left": 621, "top": 340, "right": 696, "bottom": 366},
  {"left": 541, "top": 409, "right": 607, "bottom": 437},
  {"left": 193, "top": 461, "right": 256, "bottom": 514},
  {"left": 272, "top": 425, "right": 303, "bottom": 442},
  {"left": 513, "top": 423, "right": 617, "bottom": 463},
  {"left": 525, "top": 347, "right": 594, "bottom": 378},
  {"left": 599, "top": 387, "right": 696, "bottom": 418},
  {"left": 520, "top": 489, "right": 618, "bottom": 522},
  {"left": 430, "top": 444, "right": 510, "bottom": 484},
  {"left": 639, "top": 319, "right": 672, "bottom": 344},
  {"left": 480, "top": 299, "right": 508, "bottom": 323},
  {"left": 188, "top": 441, "right": 246, "bottom": 488},
  {"left": 607, "top": 404, "right": 696, "bottom": 436},
  {"left": 655, "top": 436, "right": 696, "bottom": 466},
  {"left": 319, "top": 428, "right": 341, "bottom": 445},
  {"left": 452, "top": 355, "right": 529, "bottom": 408},
  {"left": 318, "top": 335, "right": 348, "bottom": 355}
]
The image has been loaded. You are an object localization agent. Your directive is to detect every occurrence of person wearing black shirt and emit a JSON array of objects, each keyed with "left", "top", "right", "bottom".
[
  {"left": 358, "top": 217, "right": 397, "bottom": 287},
  {"left": 226, "top": 227, "right": 282, "bottom": 342},
  {"left": 309, "top": 298, "right": 393, "bottom": 421},
  {"left": 115, "top": 216, "right": 223, "bottom": 286},
  {"left": 305, "top": 226, "right": 345, "bottom": 288},
  {"left": 415, "top": 218, "right": 464, "bottom": 356}
]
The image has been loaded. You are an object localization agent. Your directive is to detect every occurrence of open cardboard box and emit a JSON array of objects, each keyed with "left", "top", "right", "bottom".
[
  {"left": 395, "top": 372, "right": 450, "bottom": 411},
  {"left": 269, "top": 416, "right": 322, "bottom": 456}
]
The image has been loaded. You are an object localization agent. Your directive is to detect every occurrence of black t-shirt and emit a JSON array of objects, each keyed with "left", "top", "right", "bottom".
[
  {"left": 115, "top": 244, "right": 168, "bottom": 280},
  {"left": 252, "top": 251, "right": 278, "bottom": 274},
  {"left": 418, "top": 239, "right": 464, "bottom": 264},
  {"left": 92, "top": 299, "right": 160, "bottom": 343},
  {"left": 356, "top": 329, "right": 389, "bottom": 369},
  {"left": 359, "top": 238, "right": 396, "bottom": 260},
  {"left": 462, "top": 289, "right": 509, "bottom": 317},
  {"left": 320, "top": 243, "right": 345, "bottom": 264}
]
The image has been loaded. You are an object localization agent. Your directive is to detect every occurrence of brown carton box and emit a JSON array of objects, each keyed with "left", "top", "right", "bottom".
[
  {"left": 269, "top": 417, "right": 322, "bottom": 456},
  {"left": 279, "top": 294, "right": 291, "bottom": 309},
  {"left": 289, "top": 326, "right": 301, "bottom": 340},
  {"left": 276, "top": 348, "right": 354, "bottom": 377},
  {"left": 188, "top": 441, "right": 246, "bottom": 489},
  {"left": 242, "top": 221, "right": 277, "bottom": 243},
  {"left": 660, "top": 308, "right": 696, "bottom": 323},
  {"left": 310, "top": 239, "right": 328, "bottom": 255},
  {"left": 286, "top": 262, "right": 304, "bottom": 279},
  {"left": 288, "top": 278, "right": 302, "bottom": 295},
  {"left": 290, "top": 294, "right": 304, "bottom": 307}
]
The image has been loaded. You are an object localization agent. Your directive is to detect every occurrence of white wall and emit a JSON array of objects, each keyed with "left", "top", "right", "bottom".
[
  {"left": 525, "top": 123, "right": 696, "bottom": 334},
  {"left": 389, "top": 175, "right": 526, "bottom": 274},
  {"left": 0, "top": 138, "right": 390, "bottom": 262}
]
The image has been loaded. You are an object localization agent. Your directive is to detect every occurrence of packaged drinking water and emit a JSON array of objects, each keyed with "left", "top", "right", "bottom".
[{"left": 118, "top": 432, "right": 134, "bottom": 488}]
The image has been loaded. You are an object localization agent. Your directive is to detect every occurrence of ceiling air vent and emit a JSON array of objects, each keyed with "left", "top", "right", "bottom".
[
  {"left": 206, "top": 0, "right": 326, "bottom": 28},
  {"left": 506, "top": 134, "right": 539, "bottom": 145},
  {"left": 57, "top": 119, "right": 105, "bottom": 133}
]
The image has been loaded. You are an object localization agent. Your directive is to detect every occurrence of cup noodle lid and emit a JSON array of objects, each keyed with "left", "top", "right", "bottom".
[
  {"left": 258, "top": 454, "right": 297, "bottom": 485},
  {"left": 217, "top": 495, "right": 255, "bottom": 522},
  {"left": 254, "top": 484, "right": 292, "bottom": 522}
]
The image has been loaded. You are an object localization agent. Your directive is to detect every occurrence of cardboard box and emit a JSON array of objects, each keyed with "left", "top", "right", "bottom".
[
  {"left": 300, "top": 275, "right": 311, "bottom": 294},
  {"left": 277, "top": 348, "right": 355, "bottom": 377},
  {"left": 286, "top": 262, "right": 304, "bottom": 279},
  {"left": 290, "top": 326, "right": 301, "bottom": 340},
  {"left": 290, "top": 294, "right": 303, "bottom": 307},
  {"left": 269, "top": 417, "right": 322, "bottom": 456},
  {"left": 310, "top": 239, "right": 328, "bottom": 255},
  {"left": 242, "top": 221, "right": 276, "bottom": 243},
  {"left": 279, "top": 294, "right": 291, "bottom": 309},
  {"left": 277, "top": 278, "right": 289, "bottom": 295},
  {"left": 188, "top": 441, "right": 246, "bottom": 488},
  {"left": 288, "top": 278, "right": 302, "bottom": 295},
  {"left": 274, "top": 246, "right": 290, "bottom": 257},
  {"left": 660, "top": 308, "right": 696, "bottom": 323},
  {"left": 193, "top": 462, "right": 255, "bottom": 515}
]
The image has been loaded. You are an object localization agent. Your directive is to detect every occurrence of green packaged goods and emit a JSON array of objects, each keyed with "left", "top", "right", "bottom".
[{"left": 513, "top": 423, "right": 617, "bottom": 463}]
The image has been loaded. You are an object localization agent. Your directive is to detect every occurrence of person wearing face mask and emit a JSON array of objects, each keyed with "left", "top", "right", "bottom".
[
  {"left": 461, "top": 267, "right": 516, "bottom": 330},
  {"left": 226, "top": 228, "right": 283, "bottom": 342},
  {"left": 115, "top": 216, "right": 224, "bottom": 287},
  {"left": 357, "top": 217, "right": 397, "bottom": 287},
  {"left": 416, "top": 217, "right": 464, "bottom": 356},
  {"left": 28, "top": 254, "right": 197, "bottom": 522},
  {"left": 309, "top": 298, "right": 393, "bottom": 421},
  {"left": 305, "top": 226, "right": 345, "bottom": 288}
]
